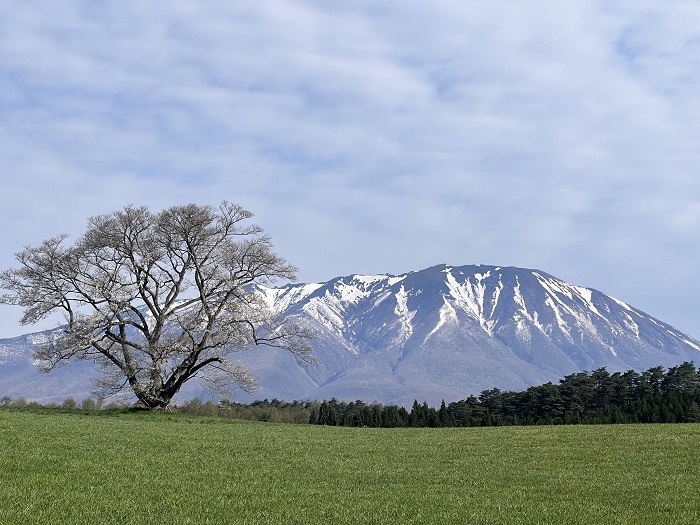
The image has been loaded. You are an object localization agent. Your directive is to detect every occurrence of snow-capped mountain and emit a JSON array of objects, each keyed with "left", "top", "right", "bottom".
[{"left": 1, "top": 264, "right": 699, "bottom": 407}]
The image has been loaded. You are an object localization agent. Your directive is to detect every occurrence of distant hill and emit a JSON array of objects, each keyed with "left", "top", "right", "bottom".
[{"left": 2, "top": 264, "right": 699, "bottom": 406}]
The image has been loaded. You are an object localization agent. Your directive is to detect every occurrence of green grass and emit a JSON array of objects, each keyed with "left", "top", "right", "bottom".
[{"left": 1, "top": 410, "right": 699, "bottom": 524}]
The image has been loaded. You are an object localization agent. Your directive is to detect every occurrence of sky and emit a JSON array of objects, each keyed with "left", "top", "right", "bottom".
[{"left": 0, "top": 1, "right": 699, "bottom": 339}]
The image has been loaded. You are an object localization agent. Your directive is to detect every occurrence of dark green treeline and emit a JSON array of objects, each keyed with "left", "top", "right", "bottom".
[
  {"left": 307, "top": 361, "right": 700, "bottom": 427},
  {"left": 4, "top": 362, "right": 700, "bottom": 427}
]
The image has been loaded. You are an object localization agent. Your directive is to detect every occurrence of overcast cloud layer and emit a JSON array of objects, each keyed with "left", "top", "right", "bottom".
[{"left": 1, "top": 1, "right": 699, "bottom": 339}]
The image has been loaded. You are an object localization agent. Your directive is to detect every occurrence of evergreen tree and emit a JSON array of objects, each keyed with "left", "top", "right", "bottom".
[
  {"left": 685, "top": 402, "right": 700, "bottom": 423},
  {"left": 438, "top": 400, "right": 450, "bottom": 427}
]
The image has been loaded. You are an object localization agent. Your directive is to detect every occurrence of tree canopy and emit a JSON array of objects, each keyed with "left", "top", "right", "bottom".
[{"left": 0, "top": 202, "right": 314, "bottom": 410}]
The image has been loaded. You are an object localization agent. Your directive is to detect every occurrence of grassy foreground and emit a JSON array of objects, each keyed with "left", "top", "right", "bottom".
[{"left": 1, "top": 410, "right": 699, "bottom": 524}]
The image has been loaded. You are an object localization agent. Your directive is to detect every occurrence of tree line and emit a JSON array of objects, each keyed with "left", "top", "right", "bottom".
[
  {"left": 3, "top": 362, "right": 700, "bottom": 426},
  {"left": 309, "top": 361, "right": 700, "bottom": 427}
]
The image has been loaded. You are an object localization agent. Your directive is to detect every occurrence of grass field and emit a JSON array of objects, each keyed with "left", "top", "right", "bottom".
[{"left": 0, "top": 409, "right": 699, "bottom": 524}]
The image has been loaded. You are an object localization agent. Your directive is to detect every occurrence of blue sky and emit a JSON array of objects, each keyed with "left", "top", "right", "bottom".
[{"left": 1, "top": 1, "right": 699, "bottom": 339}]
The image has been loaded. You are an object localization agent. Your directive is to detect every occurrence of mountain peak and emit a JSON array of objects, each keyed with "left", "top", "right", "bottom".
[
  {"left": 2, "top": 263, "right": 699, "bottom": 406},
  {"left": 267, "top": 263, "right": 700, "bottom": 405}
]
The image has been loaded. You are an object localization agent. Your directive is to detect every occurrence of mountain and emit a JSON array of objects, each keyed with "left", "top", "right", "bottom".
[
  {"left": 1, "top": 264, "right": 699, "bottom": 407},
  {"left": 0, "top": 332, "right": 99, "bottom": 404}
]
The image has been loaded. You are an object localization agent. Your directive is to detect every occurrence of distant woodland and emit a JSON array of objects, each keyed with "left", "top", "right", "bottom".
[
  {"left": 3, "top": 362, "right": 700, "bottom": 427},
  {"left": 309, "top": 361, "right": 700, "bottom": 427}
]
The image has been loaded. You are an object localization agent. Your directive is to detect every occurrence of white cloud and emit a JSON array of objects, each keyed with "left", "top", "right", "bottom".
[{"left": 0, "top": 1, "right": 699, "bottom": 339}]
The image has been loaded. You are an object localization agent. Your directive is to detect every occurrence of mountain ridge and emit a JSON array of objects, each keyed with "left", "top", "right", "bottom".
[{"left": 1, "top": 263, "right": 698, "bottom": 406}]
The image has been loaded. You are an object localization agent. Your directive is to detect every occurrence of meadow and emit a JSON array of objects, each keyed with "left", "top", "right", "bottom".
[{"left": 0, "top": 409, "right": 699, "bottom": 524}]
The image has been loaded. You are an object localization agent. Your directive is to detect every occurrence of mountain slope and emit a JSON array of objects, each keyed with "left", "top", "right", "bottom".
[
  {"left": 0, "top": 332, "right": 99, "bottom": 404},
  {"left": 253, "top": 264, "right": 700, "bottom": 405},
  {"left": 1, "top": 264, "right": 698, "bottom": 406}
]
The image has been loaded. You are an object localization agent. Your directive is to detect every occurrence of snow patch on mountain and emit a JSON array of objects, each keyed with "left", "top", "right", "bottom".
[
  {"left": 393, "top": 285, "right": 415, "bottom": 345},
  {"left": 425, "top": 297, "right": 458, "bottom": 343},
  {"left": 258, "top": 282, "right": 323, "bottom": 311},
  {"left": 444, "top": 267, "right": 498, "bottom": 335}
]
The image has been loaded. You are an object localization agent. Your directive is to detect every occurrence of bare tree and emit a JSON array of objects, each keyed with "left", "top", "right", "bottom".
[{"left": 0, "top": 202, "right": 314, "bottom": 410}]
